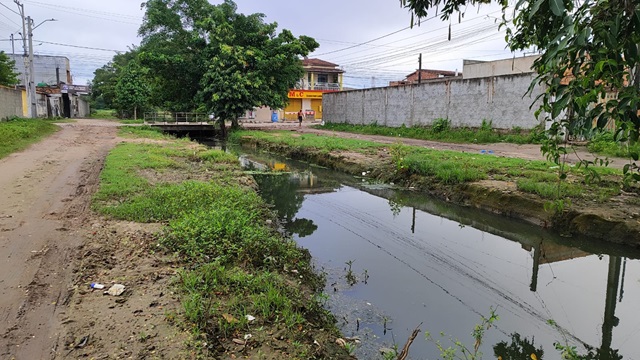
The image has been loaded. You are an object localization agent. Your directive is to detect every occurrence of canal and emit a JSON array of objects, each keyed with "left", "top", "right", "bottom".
[{"left": 236, "top": 147, "right": 640, "bottom": 360}]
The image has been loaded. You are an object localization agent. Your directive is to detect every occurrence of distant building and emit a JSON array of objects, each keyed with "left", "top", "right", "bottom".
[
  {"left": 8, "top": 54, "right": 72, "bottom": 86},
  {"left": 389, "top": 69, "right": 460, "bottom": 86},
  {"left": 7, "top": 54, "right": 88, "bottom": 118},
  {"left": 462, "top": 55, "right": 540, "bottom": 79},
  {"left": 284, "top": 58, "right": 344, "bottom": 120},
  {"left": 240, "top": 57, "right": 345, "bottom": 122}
]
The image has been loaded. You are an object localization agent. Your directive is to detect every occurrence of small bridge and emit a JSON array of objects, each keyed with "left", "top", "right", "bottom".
[{"left": 144, "top": 112, "right": 218, "bottom": 137}]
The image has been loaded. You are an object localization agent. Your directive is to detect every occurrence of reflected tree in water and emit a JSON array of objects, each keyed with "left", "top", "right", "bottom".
[
  {"left": 253, "top": 174, "right": 317, "bottom": 238},
  {"left": 493, "top": 333, "right": 544, "bottom": 360}
]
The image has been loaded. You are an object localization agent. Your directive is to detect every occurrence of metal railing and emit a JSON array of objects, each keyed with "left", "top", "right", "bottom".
[{"left": 144, "top": 112, "right": 213, "bottom": 124}]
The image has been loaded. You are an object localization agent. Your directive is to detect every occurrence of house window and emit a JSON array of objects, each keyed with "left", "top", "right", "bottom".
[{"left": 317, "top": 74, "right": 328, "bottom": 83}]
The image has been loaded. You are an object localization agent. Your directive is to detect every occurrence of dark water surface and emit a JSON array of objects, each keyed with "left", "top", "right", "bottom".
[{"left": 238, "top": 149, "right": 640, "bottom": 360}]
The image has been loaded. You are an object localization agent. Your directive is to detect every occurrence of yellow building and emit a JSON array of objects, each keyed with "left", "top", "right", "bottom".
[{"left": 284, "top": 58, "right": 344, "bottom": 121}]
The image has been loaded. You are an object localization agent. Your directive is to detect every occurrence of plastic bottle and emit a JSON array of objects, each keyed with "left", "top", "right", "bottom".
[{"left": 90, "top": 283, "right": 105, "bottom": 289}]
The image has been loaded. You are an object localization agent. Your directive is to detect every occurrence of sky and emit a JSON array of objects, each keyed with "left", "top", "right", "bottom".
[{"left": 0, "top": 0, "right": 530, "bottom": 88}]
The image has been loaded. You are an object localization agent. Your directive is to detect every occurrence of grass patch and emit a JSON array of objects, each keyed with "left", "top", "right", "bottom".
[
  {"left": 90, "top": 109, "right": 119, "bottom": 120},
  {"left": 230, "top": 130, "right": 383, "bottom": 153},
  {"left": 587, "top": 130, "right": 640, "bottom": 158},
  {"left": 118, "top": 125, "right": 171, "bottom": 139},
  {"left": 94, "top": 135, "right": 341, "bottom": 358},
  {"left": 317, "top": 121, "right": 545, "bottom": 144},
  {"left": 0, "top": 118, "right": 59, "bottom": 159},
  {"left": 233, "top": 130, "right": 623, "bottom": 203}
]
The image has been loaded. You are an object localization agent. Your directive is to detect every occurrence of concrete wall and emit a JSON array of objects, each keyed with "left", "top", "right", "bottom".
[
  {"left": 0, "top": 86, "right": 24, "bottom": 119},
  {"left": 323, "top": 73, "right": 544, "bottom": 130},
  {"left": 463, "top": 55, "right": 540, "bottom": 79}
]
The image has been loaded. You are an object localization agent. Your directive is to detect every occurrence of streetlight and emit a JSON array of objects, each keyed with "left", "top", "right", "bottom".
[{"left": 27, "top": 17, "right": 56, "bottom": 117}]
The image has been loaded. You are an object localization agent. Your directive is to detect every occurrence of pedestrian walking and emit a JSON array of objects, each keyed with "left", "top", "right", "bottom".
[{"left": 298, "top": 109, "right": 303, "bottom": 127}]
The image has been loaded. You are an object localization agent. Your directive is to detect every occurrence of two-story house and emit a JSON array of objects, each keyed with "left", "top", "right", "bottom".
[{"left": 284, "top": 58, "right": 344, "bottom": 120}]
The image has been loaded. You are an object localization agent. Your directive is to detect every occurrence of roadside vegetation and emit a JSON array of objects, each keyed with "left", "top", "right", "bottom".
[
  {"left": 231, "top": 130, "right": 622, "bottom": 203},
  {"left": 92, "top": 126, "right": 347, "bottom": 359},
  {"left": 318, "top": 120, "right": 546, "bottom": 144},
  {"left": 0, "top": 118, "right": 59, "bottom": 160}
]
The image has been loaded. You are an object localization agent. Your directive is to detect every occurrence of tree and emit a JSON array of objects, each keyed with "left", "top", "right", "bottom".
[
  {"left": 138, "top": 0, "right": 318, "bottom": 135},
  {"left": 0, "top": 51, "right": 19, "bottom": 87},
  {"left": 138, "top": 0, "right": 213, "bottom": 112},
  {"left": 113, "top": 61, "right": 151, "bottom": 120},
  {"left": 91, "top": 50, "right": 139, "bottom": 110},
  {"left": 400, "top": 0, "right": 640, "bottom": 181},
  {"left": 200, "top": 1, "right": 318, "bottom": 134}
]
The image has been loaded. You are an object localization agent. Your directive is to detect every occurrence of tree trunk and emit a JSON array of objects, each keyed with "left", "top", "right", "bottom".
[
  {"left": 231, "top": 116, "right": 239, "bottom": 129},
  {"left": 134, "top": 106, "right": 137, "bottom": 121},
  {"left": 218, "top": 118, "right": 226, "bottom": 138}
]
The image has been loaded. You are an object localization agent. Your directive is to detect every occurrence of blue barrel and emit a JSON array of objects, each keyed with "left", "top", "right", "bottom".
[{"left": 271, "top": 111, "right": 279, "bottom": 122}]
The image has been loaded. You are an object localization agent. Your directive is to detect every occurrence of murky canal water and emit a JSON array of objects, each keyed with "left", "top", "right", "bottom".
[{"left": 237, "top": 149, "right": 640, "bottom": 360}]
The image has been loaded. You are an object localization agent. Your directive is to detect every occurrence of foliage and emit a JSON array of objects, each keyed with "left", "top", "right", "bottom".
[
  {"left": 493, "top": 333, "right": 544, "bottom": 360},
  {"left": 588, "top": 130, "right": 640, "bottom": 158},
  {"left": 400, "top": 0, "right": 640, "bottom": 183},
  {"left": 113, "top": 61, "right": 151, "bottom": 119},
  {"left": 319, "top": 122, "right": 545, "bottom": 144},
  {"left": 0, "top": 51, "right": 19, "bottom": 86},
  {"left": 91, "top": 51, "right": 139, "bottom": 111},
  {"left": 199, "top": 1, "right": 318, "bottom": 131},
  {"left": 138, "top": 0, "right": 318, "bottom": 134},
  {"left": 0, "top": 118, "right": 58, "bottom": 159}
]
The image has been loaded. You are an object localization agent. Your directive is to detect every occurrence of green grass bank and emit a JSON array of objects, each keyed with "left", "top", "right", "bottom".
[
  {"left": 0, "top": 118, "right": 59, "bottom": 160},
  {"left": 317, "top": 120, "right": 545, "bottom": 144},
  {"left": 93, "top": 127, "right": 349, "bottom": 359},
  {"left": 231, "top": 130, "right": 640, "bottom": 245}
]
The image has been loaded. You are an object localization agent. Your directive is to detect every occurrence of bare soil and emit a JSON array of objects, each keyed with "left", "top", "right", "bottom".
[{"left": 0, "top": 119, "right": 189, "bottom": 360}]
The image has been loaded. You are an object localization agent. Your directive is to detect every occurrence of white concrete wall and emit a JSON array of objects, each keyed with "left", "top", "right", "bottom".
[
  {"left": 0, "top": 86, "right": 22, "bottom": 119},
  {"left": 463, "top": 56, "right": 540, "bottom": 80},
  {"left": 323, "top": 73, "right": 545, "bottom": 130}
]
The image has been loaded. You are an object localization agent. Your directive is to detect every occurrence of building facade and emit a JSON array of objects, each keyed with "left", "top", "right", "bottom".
[
  {"left": 283, "top": 58, "right": 344, "bottom": 120},
  {"left": 7, "top": 54, "right": 89, "bottom": 118}
]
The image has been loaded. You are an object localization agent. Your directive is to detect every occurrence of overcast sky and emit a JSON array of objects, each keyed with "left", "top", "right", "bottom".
[{"left": 0, "top": 0, "right": 529, "bottom": 87}]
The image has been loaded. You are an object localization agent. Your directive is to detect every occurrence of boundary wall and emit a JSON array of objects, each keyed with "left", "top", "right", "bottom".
[{"left": 323, "top": 73, "right": 545, "bottom": 130}]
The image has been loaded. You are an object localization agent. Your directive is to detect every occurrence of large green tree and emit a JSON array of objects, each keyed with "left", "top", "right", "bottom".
[
  {"left": 0, "top": 51, "right": 19, "bottom": 87},
  {"left": 138, "top": 0, "right": 317, "bottom": 135},
  {"left": 137, "top": 0, "right": 213, "bottom": 112},
  {"left": 401, "top": 0, "right": 640, "bottom": 180},
  {"left": 113, "top": 61, "right": 151, "bottom": 120},
  {"left": 91, "top": 50, "right": 139, "bottom": 110}
]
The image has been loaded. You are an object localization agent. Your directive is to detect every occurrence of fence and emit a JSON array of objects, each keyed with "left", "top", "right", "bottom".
[{"left": 144, "top": 112, "right": 212, "bottom": 124}]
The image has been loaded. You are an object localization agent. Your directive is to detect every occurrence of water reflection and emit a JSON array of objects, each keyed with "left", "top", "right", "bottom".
[{"left": 237, "top": 148, "right": 640, "bottom": 359}]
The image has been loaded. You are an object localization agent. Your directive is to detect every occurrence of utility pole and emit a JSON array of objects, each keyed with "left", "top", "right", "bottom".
[
  {"left": 418, "top": 53, "right": 422, "bottom": 84},
  {"left": 15, "top": 0, "right": 32, "bottom": 117},
  {"left": 10, "top": 34, "right": 14, "bottom": 54},
  {"left": 27, "top": 16, "right": 36, "bottom": 118}
]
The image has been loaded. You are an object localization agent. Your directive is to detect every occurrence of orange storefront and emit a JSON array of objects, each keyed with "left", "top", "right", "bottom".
[{"left": 284, "top": 90, "right": 325, "bottom": 121}]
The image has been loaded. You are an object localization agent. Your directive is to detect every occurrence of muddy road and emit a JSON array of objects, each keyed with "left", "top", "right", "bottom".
[{"left": 0, "top": 119, "right": 119, "bottom": 359}]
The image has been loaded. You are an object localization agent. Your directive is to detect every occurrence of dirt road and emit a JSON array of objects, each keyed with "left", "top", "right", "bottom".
[{"left": 0, "top": 119, "right": 119, "bottom": 359}]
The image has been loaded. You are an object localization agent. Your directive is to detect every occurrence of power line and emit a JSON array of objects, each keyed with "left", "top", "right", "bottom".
[
  {"left": 313, "top": 25, "right": 414, "bottom": 57},
  {"left": 34, "top": 39, "right": 122, "bottom": 52},
  {"left": 0, "top": 1, "right": 19, "bottom": 16}
]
